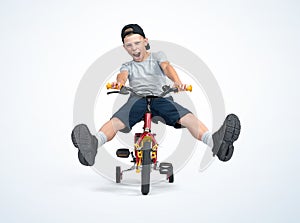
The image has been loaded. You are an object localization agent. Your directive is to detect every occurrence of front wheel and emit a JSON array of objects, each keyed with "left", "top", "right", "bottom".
[{"left": 141, "top": 142, "right": 152, "bottom": 195}]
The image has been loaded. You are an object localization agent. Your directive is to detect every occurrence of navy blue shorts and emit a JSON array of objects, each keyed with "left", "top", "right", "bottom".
[{"left": 112, "top": 95, "right": 191, "bottom": 132}]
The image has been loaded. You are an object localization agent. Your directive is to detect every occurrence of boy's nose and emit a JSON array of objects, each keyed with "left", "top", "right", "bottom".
[{"left": 132, "top": 45, "right": 137, "bottom": 51}]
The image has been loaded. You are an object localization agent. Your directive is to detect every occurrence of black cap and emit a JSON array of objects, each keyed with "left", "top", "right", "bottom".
[{"left": 121, "top": 24, "right": 150, "bottom": 50}]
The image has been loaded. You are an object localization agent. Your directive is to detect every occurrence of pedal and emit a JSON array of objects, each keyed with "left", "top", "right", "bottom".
[{"left": 116, "top": 148, "right": 130, "bottom": 158}]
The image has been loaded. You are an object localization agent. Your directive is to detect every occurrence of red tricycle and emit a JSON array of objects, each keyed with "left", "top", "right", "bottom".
[{"left": 106, "top": 83, "right": 192, "bottom": 195}]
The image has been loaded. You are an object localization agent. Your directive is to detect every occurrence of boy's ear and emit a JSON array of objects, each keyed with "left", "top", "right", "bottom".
[
  {"left": 144, "top": 38, "right": 149, "bottom": 47},
  {"left": 144, "top": 38, "right": 150, "bottom": 50}
]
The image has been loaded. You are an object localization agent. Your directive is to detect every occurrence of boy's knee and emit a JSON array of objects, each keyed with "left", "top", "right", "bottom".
[
  {"left": 111, "top": 117, "right": 126, "bottom": 130},
  {"left": 178, "top": 113, "right": 195, "bottom": 124}
]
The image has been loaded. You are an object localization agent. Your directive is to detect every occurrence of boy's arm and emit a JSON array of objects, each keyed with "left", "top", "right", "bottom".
[
  {"left": 160, "top": 61, "right": 183, "bottom": 86},
  {"left": 114, "top": 71, "right": 128, "bottom": 88}
]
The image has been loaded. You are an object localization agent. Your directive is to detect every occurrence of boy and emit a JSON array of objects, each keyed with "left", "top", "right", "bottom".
[{"left": 71, "top": 24, "right": 241, "bottom": 166}]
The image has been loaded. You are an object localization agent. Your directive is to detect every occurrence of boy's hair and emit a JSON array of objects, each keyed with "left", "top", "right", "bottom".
[{"left": 121, "top": 24, "right": 150, "bottom": 50}]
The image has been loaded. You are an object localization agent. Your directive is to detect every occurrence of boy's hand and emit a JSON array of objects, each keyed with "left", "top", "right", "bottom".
[
  {"left": 173, "top": 82, "right": 185, "bottom": 91},
  {"left": 173, "top": 82, "right": 193, "bottom": 92},
  {"left": 111, "top": 82, "right": 123, "bottom": 89}
]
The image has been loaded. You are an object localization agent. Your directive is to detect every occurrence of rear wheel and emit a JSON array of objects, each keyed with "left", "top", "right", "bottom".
[
  {"left": 116, "top": 166, "right": 121, "bottom": 183},
  {"left": 141, "top": 142, "right": 152, "bottom": 195},
  {"left": 159, "top": 162, "right": 174, "bottom": 183},
  {"left": 168, "top": 171, "right": 174, "bottom": 183},
  {"left": 167, "top": 164, "right": 174, "bottom": 183}
]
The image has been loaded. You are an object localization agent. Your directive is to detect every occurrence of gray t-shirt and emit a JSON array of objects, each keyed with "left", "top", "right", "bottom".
[{"left": 120, "top": 51, "right": 169, "bottom": 96}]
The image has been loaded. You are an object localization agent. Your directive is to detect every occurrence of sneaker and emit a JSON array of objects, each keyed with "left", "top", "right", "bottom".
[
  {"left": 71, "top": 124, "right": 98, "bottom": 166},
  {"left": 212, "top": 114, "right": 241, "bottom": 162},
  {"left": 77, "top": 151, "right": 90, "bottom": 166}
]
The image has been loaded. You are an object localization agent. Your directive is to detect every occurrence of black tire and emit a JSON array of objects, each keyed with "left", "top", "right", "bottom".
[
  {"left": 141, "top": 142, "right": 151, "bottom": 195},
  {"left": 168, "top": 165, "right": 174, "bottom": 183},
  {"left": 168, "top": 172, "right": 174, "bottom": 183},
  {"left": 116, "top": 166, "right": 121, "bottom": 183},
  {"left": 159, "top": 162, "right": 174, "bottom": 183}
]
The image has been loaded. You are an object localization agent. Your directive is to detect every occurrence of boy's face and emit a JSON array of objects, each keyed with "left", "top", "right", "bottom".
[{"left": 123, "top": 34, "right": 149, "bottom": 62}]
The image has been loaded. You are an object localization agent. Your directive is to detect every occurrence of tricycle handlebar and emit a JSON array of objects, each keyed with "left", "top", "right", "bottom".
[{"left": 106, "top": 83, "right": 192, "bottom": 97}]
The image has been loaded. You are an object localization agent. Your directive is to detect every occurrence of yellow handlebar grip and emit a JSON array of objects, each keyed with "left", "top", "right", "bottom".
[
  {"left": 106, "top": 83, "right": 112, "bottom": 89},
  {"left": 106, "top": 82, "right": 123, "bottom": 90},
  {"left": 186, "top": 85, "right": 192, "bottom": 92}
]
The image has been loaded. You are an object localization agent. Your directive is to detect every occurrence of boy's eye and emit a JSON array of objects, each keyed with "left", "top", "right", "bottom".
[{"left": 125, "top": 41, "right": 142, "bottom": 48}]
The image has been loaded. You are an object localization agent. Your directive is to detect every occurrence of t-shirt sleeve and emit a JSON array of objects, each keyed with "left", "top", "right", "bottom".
[
  {"left": 120, "top": 62, "right": 130, "bottom": 74},
  {"left": 156, "top": 51, "right": 168, "bottom": 63}
]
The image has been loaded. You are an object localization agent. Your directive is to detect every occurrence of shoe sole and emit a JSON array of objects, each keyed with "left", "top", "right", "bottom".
[
  {"left": 217, "top": 114, "right": 241, "bottom": 161},
  {"left": 224, "top": 114, "right": 241, "bottom": 142},
  {"left": 71, "top": 124, "right": 98, "bottom": 166},
  {"left": 71, "top": 130, "right": 90, "bottom": 166},
  {"left": 78, "top": 151, "right": 90, "bottom": 166}
]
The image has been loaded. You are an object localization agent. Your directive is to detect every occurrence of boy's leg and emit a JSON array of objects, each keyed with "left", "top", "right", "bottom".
[
  {"left": 178, "top": 113, "right": 241, "bottom": 161},
  {"left": 177, "top": 113, "right": 209, "bottom": 140},
  {"left": 99, "top": 117, "right": 126, "bottom": 141},
  {"left": 71, "top": 117, "right": 126, "bottom": 166},
  {"left": 71, "top": 96, "right": 144, "bottom": 166}
]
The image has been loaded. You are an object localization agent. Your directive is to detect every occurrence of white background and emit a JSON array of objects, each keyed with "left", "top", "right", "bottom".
[{"left": 1, "top": 0, "right": 299, "bottom": 222}]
